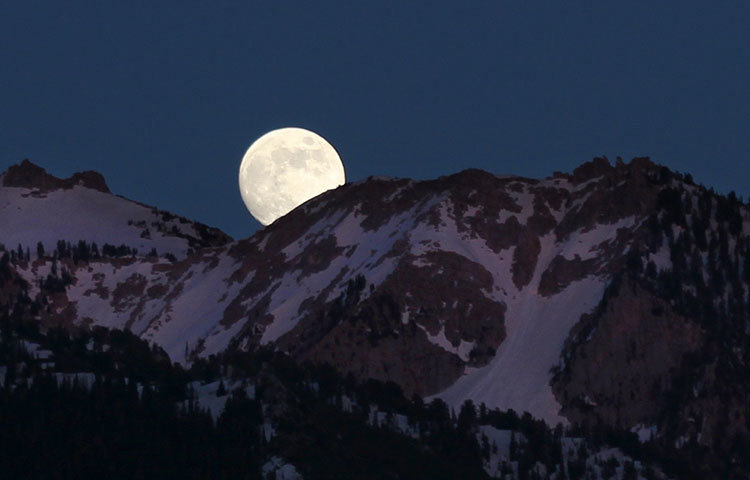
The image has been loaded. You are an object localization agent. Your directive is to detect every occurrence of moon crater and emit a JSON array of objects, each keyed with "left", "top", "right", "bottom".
[{"left": 239, "top": 127, "right": 346, "bottom": 226}]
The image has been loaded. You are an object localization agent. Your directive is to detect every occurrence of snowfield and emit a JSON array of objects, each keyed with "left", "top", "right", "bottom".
[{"left": 0, "top": 183, "right": 220, "bottom": 258}]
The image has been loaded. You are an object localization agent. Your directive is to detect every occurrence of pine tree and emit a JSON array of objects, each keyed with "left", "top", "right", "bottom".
[
  {"left": 458, "top": 399, "right": 477, "bottom": 432},
  {"left": 217, "top": 380, "right": 227, "bottom": 396}
]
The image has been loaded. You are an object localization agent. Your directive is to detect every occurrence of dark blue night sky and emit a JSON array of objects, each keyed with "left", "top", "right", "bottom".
[{"left": 2, "top": 2, "right": 748, "bottom": 239}]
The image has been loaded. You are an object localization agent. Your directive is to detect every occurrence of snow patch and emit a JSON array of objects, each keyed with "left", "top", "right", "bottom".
[
  {"left": 632, "top": 424, "right": 657, "bottom": 443},
  {"left": 262, "top": 457, "right": 303, "bottom": 480},
  {"left": 433, "top": 232, "right": 609, "bottom": 426},
  {"left": 419, "top": 325, "right": 475, "bottom": 362}
]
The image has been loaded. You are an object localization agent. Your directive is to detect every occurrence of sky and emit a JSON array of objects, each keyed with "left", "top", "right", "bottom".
[{"left": 1, "top": 2, "right": 748, "bottom": 239}]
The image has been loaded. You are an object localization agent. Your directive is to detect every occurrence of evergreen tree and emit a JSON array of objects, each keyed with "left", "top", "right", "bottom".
[{"left": 458, "top": 399, "right": 477, "bottom": 432}]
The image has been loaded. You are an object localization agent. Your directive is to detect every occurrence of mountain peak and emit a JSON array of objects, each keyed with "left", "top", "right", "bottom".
[
  {"left": 2, "top": 159, "right": 110, "bottom": 193},
  {"left": 568, "top": 156, "right": 658, "bottom": 183}
]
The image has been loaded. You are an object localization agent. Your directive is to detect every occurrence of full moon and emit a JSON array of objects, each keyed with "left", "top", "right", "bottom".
[{"left": 238, "top": 127, "right": 346, "bottom": 226}]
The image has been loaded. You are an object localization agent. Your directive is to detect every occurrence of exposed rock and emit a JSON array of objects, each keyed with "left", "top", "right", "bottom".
[
  {"left": 295, "top": 234, "right": 345, "bottom": 278},
  {"left": 309, "top": 318, "right": 466, "bottom": 397},
  {"left": 538, "top": 255, "right": 597, "bottom": 296},
  {"left": 512, "top": 231, "right": 541, "bottom": 289},
  {"left": 571, "top": 156, "right": 613, "bottom": 183},
  {"left": 68, "top": 170, "right": 110, "bottom": 193},
  {"left": 275, "top": 250, "right": 507, "bottom": 396},
  {"left": 3, "top": 159, "right": 110, "bottom": 193},
  {"left": 552, "top": 279, "right": 703, "bottom": 429}
]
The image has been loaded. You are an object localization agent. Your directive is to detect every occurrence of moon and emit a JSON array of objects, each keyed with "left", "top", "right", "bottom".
[{"left": 238, "top": 127, "right": 346, "bottom": 226}]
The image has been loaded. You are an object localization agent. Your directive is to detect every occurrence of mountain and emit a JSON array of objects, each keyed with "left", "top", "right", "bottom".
[
  {"left": 0, "top": 159, "right": 230, "bottom": 258},
  {"left": 1, "top": 157, "right": 748, "bottom": 477}
]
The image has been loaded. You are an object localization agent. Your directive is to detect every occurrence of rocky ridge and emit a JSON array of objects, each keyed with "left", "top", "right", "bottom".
[{"left": 2, "top": 159, "right": 111, "bottom": 193}]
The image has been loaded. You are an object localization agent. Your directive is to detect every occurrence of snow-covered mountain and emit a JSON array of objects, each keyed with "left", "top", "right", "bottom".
[
  {"left": 1, "top": 156, "right": 748, "bottom": 450},
  {"left": 0, "top": 160, "right": 230, "bottom": 258}
]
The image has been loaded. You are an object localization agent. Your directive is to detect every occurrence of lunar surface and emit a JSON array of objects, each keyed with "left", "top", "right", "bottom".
[{"left": 238, "top": 127, "right": 346, "bottom": 226}]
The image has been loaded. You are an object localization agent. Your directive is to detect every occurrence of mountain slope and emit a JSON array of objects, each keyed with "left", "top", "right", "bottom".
[
  {"left": 0, "top": 160, "right": 230, "bottom": 258},
  {"left": 0, "top": 318, "right": 679, "bottom": 480},
  {"left": 1, "top": 157, "right": 748, "bottom": 445},
  {"left": 220, "top": 157, "right": 661, "bottom": 425}
]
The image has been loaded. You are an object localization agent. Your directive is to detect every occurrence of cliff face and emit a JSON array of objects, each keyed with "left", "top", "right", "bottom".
[{"left": 553, "top": 279, "right": 704, "bottom": 428}]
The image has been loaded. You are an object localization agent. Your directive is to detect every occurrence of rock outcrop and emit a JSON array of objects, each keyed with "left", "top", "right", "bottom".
[{"left": 3, "top": 159, "right": 110, "bottom": 193}]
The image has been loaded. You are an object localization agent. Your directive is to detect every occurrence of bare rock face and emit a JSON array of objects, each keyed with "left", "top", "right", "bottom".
[
  {"left": 570, "top": 156, "right": 614, "bottom": 183},
  {"left": 300, "top": 302, "right": 468, "bottom": 397},
  {"left": 272, "top": 250, "right": 507, "bottom": 396},
  {"left": 67, "top": 170, "right": 110, "bottom": 193},
  {"left": 552, "top": 279, "right": 703, "bottom": 428},
  {"left": 3, "top": 160, "right": 61, "bottom": 190},
  {"left": 511, "top": 231, "right": 541, "bottom": 289},
  {"left": 538, "top": 255, "right": 597, "bottom": 297},
  {"left": 3, "top": 159, "right": 110, "bottom": 193}
]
